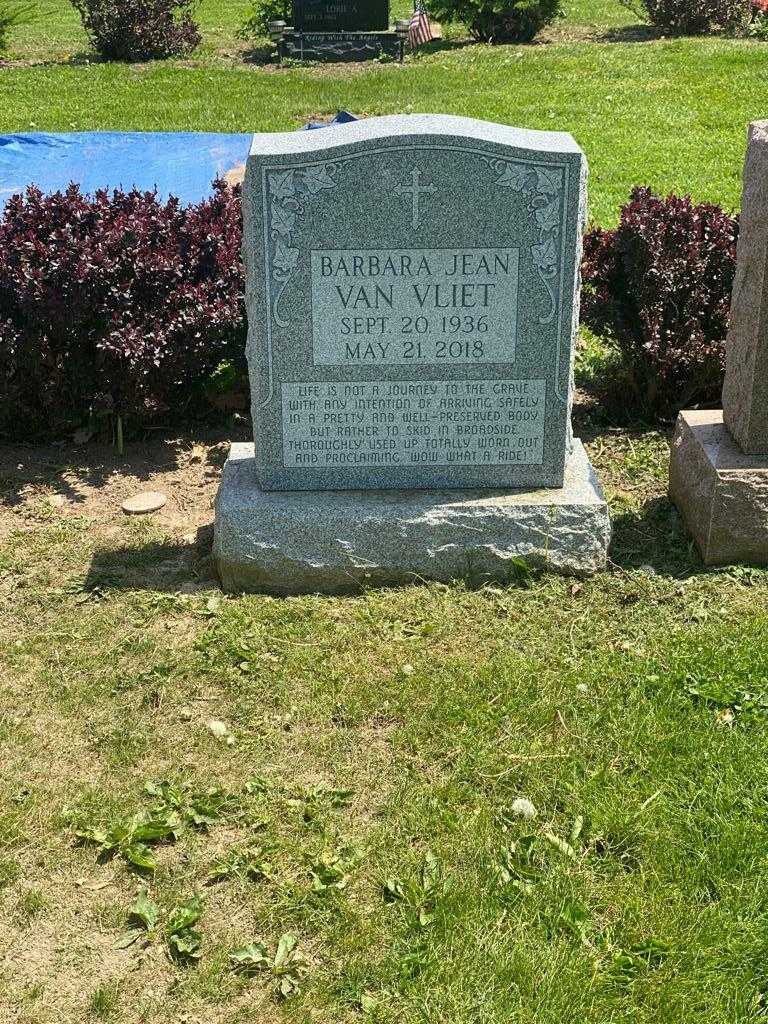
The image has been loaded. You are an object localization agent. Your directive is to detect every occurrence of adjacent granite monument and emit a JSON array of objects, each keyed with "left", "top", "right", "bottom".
[
  {"left": 278, "top": 0, "right": 401, "bottom": 62},
  {"left": 214, "top": 115, "right": 610, "bottom": 593},
  {"left": 669, "top": 119, "right": 768, "bottom": 565}
]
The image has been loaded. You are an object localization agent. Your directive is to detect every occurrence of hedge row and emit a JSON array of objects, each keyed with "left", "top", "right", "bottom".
[
  {"left": 0, "top": 181, "right": 246, "bottom": 439},
  {"left": 0, "top": 181, "right": 739, "bottom": 440}
]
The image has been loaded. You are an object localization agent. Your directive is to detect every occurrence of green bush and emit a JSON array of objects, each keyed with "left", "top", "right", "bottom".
[
  {"left": 428, "top": 0, "right": 562, "bottom": 42},
  {"left": 238, "top": 0, "right": 290, "bottom": 39},
  {"left": 0, "top": 2, "right": 34, "bottom": 52},
  {"left": 71, "top": 0, "right": 201, "bottom": 61},
  {"left": 620, "top": 0, "right": 752, "bottom": 34}
]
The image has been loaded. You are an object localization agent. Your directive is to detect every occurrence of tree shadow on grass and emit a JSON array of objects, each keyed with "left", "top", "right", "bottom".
[
  {"left": 0, "top": 426, "right": 241, "bottom": 511},
  {"left": 242, "top": 44, "right": 278, "bottom": 66},
  {"left": 412, "top": 36, "right": 477, "bottom": 55},
  {"left": 84, "top": 526, "right": 219, "bottom": 594},
  {"left": 596, "top": 24, "right": 659, "bottom": 43}
]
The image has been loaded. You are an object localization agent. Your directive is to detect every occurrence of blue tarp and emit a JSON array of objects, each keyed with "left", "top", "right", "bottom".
[
  {"left": 0, "top": 131, "right": 252, "bottom": 207},
  {"left": 0, "top": 114, "right": 358, "bottom": 208}
]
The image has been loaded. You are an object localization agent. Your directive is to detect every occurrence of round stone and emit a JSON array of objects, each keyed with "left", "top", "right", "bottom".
[{"left": 121, "top": 491, "right": 167, "bottom": 515}]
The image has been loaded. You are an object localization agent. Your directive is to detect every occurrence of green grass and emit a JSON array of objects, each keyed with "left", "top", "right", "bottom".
[
  {"left": 0, "top": 0, "right": 762, "bottom": 223},
  {"left": 2, "top": 427, "right": 768, "bottom": 1022},
  {"left": 2, "top": 3, "right": 768, "bottom": 1020}
]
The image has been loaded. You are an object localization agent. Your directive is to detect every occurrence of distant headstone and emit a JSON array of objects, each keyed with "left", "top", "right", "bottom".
[
  {"left": 214, "top": 116, "right": 610, "bottom": 592},
  {"left": 293, "top": 0, "right": 389, "bottom": 32},
  {"left": 670, "top": 118, "right": 768, "bottom": 565}
]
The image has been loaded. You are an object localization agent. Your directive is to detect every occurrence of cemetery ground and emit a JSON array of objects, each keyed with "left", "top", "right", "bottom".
[
  {"left": 3, "top": 1, "right": 768, "bottom": 1022},
  {"left": 2, "top": 404, "right": 768, "bottom": 1022}
]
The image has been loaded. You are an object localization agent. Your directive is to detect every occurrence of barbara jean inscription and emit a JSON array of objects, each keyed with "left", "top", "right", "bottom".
[
  {"left": 282, "top": 379, "right": 545, "bottom": 468},
  {"left": 311, "top": 248, "right": 520, "bottom": 366}
]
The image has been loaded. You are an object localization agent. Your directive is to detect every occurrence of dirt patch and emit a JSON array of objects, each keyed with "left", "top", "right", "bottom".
[{"left": 0, "top": 433, "right": 235, "bottom": 540}]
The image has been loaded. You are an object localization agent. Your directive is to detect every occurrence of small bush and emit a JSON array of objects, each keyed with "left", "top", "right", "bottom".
[
  {"left": 620, "top": 0, "right": 752, "bottom": 34},
  {"left": 0, "top": 181, "right": 246, "bottom": 440},
  {"left": 71, "top": 0, "right": 201, "bottom": 61},
  {"left": 238, "top": 0, "right": 289, "bottom": 40},
  {"left": 428, "top": 0, "right": 563, "bottom": 42},
  {"left": 0, "top": 2, "right": 34, "bottom": 53},
  {"left": 581, "top": 187, "right": 738, "bottom": 419},
  {"left": 749, "top": 0, "right": 768, "bottom": 36}
]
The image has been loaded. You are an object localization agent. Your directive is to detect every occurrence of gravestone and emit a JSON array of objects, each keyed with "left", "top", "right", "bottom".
[
  {"left": 669, "top": 119, "right": 768, "bottom": 565},
  {"left": 214, "top": 115, "right": 610, "bottom": 593},
  {"left": 281, "top": 0, "right": 399, "bottom": 62},
  {"left": 293, "top": 0, "right": 389, "bottom": 32},
  {"left": 722, "top": 121, "right": 768, "bottom": 456}
]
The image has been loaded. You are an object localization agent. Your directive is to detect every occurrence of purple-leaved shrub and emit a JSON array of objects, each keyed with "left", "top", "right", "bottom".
[
  {"left": 0, "top": 181, "right": 245, "bottom": 439},
  {"left": 71, "top": 0, "right": 201, "bottom": 61},
  {"left": 581, "top": 187, "right": 738, "bottom": 418}
]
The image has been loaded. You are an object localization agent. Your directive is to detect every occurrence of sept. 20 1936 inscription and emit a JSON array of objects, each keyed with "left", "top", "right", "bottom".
[{"left": 311, "top": 247, "right": 519, "bottom": 365}]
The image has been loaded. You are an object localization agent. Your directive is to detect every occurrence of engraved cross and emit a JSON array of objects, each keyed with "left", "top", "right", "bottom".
[{"left": 395, "top": 167, "right": 437, "bottom": 229}]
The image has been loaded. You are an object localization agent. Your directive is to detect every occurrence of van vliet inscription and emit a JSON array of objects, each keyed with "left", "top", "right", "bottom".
[
  {"left": 242, "top": 115, "right": 587, "bottom": 490},
  {"left": 282, "top": 379, "right": 545, "bottom": 468},
  {"left": 310, "top": 248, "right": 520, "bottom": 365}
]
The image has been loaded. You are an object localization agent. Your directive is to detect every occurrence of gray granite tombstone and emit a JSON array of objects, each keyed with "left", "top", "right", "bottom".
[
  {"left": 214, "top": 116, "right": 610, "bottom": 592},
  {"left": 722, "top": 121, "right": 768, "bottom": 456},
  {"left": 670, "top": 119, "right": 768, "bottom": 565}
]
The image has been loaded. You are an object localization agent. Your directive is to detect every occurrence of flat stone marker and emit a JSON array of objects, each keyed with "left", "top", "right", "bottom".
[
  {"left": 121, "top": 491, "right": 167, "bottom": 515},
  {"left": 670, "top": 119, "right": 768, "bottom": 565},
  {"left": 214, "top": 115, "right": 610, "bottom": 591}
]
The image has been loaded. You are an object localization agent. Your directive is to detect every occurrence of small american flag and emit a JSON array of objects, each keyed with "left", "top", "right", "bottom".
[{"left": 408, "top": 0, "right": 434, "bottom": 47}]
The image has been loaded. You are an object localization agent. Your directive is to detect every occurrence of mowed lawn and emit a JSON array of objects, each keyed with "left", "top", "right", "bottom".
[
  {"left": 3, "top": 3, "right": 768, "bottom": 1023},
  {"left": 0, "top": 0, "right": 762, "bottom": 223},
  {"left": 2, "top": 427, "right": 768, "bottom": 1024}
]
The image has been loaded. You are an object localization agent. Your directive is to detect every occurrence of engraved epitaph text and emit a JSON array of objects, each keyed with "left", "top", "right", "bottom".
[{"left": 283, "top": 379, "right": 545, "bottom": 467}]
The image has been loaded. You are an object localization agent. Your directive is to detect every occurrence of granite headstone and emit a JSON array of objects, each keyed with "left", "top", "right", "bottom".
[
  {"left": 670, "top": 118, "right": 768, "bottom": 565},
  {"left": 241, "top": 115, "right": 586, "bottom": 491},
  {"left": 214, "top": 116, "right": 610, "bottom": 592},
  {"left": 722, "top": 120, "right": 768, "bottom": 455},
  {"left": 293, "top": 0, "right": 389, "bottom": 31}
]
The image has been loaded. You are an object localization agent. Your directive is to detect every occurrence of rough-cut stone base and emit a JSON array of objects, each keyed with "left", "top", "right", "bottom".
[
  {"left": 213, "top": 440, "right": 610, "bottom": 594},
  {"left": 669, "top": 410, "right": 768, "bottom": 566}
]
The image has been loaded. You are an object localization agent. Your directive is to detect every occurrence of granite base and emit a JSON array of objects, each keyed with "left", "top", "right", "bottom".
[
  {"left": 669, "top": 409, "right": 768, "bottom": 566},
  {"left": 213, "top": 440, "right": 610, "bottom": 594}
]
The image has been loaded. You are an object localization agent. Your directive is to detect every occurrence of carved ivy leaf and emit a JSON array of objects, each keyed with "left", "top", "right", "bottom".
[
  {"left": 531, "top": 237, "right": 558, "bottom": 272},
  {"left": 268, "top": 169, "right": 296, "bottom": 200},
  {"left": 535, "top": 168, "right": 561, "bottom": 196},
  {"left": 494, "top": 163, "right": 530, "bottom": 191},
  {"left": 301, "top": 164, "right": 336, "bottom": 195},
  {"left": 271, "top": 200, "right": 296, "bottom": 237},
  {"left": 273, "top": 238, "right": 299, "bottom": 277},
  {"left": 534, "top": 200, "right": 560, "bottom": 234}
]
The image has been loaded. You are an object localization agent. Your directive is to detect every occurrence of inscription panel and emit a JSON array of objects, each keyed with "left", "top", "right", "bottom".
[
  {"left": 311, "top": 248, "right": 519, "bottom": 366},
  {"left": 282, "top": 379, "right": 545, "bottom": 468},
  {"left": 293, "top": 0, "right": 389, "bottom": 32}
]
